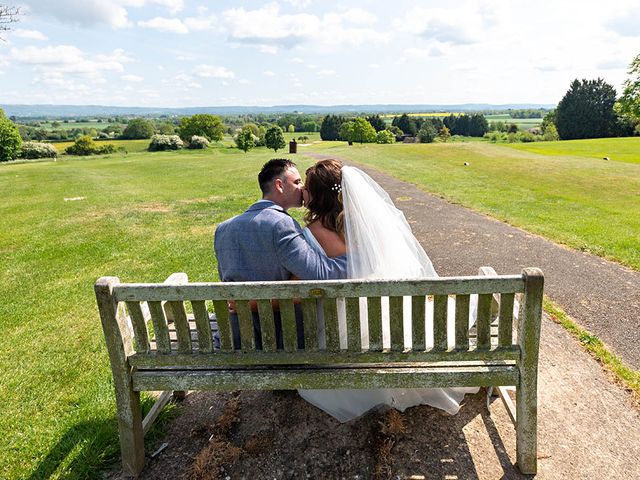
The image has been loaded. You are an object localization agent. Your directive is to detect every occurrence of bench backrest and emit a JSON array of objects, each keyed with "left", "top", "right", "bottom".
[{"left": 95, "top": 268, "right": 543, "bottom": 369}]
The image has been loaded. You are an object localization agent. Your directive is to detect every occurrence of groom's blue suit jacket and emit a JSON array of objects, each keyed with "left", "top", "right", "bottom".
[{"left": 214, "top": 200, "right": 347, "bottom": 282}]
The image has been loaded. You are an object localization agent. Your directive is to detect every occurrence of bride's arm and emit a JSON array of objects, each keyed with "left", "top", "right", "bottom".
[{"left": 308, "top": 222, "right": 346, "bottom": 258}]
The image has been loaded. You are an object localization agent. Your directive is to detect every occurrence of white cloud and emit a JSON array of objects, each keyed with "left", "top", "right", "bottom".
[
  {"left": 23, "top": 0, "right": 130, "bottom": 29},
  {"left": 291, "top": 57, "right": 304, "bottom": 63},
  {"left": 10, "top": 45, "right": 132, "bottom": 84},
  {"left": 221, "top": 4, "right": 389, "bottom": 53},
  {"left": 317, "top": 69, "right": 336, "bottom": 77},
  {"left": 11, "top": 29, "right": 48, "bottom": 41},
  {"left": 395, "top": 6, "right": 485, "bottom": 45},
  {"left": 263, "top": 70, "right": 276, "bottom": 76},
  {"left": 283, "top": 0, "right": 312, "bottom": 7},
  {"left": 184, "top": 15, "right": 218, "bottom": 31},
  {"left": 138, "top": 17, "right": 188, "bottom": 34},
  {"left": 122, "top": 74, "right": 143, "bottom": 82},
  {"left": 194, "top": 64, "right": 235, "bottom": 79},
  {"left": 606, "top": 6, "right": 640, "bottom": 37},
  {"left": 326, "top": 8, "right": 377, "bottom": 26}
]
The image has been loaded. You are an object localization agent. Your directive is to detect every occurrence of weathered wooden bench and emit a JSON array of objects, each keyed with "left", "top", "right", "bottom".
[{"left": 95, "top": 267, "right": 543, "bottom": 477}]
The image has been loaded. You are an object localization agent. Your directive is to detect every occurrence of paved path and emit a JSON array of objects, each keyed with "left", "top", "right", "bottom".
[{"left": 309, "top": 154, "right": 640, "bottom": 370}]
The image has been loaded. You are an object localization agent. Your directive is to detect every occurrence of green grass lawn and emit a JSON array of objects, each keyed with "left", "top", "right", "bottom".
[
  {"left": 2, "top": 137, "right": 639, "bottom": 478},
  {"left": 0, "top": 145, "right": 313, "bottom": 479},
  {"left": 304, "top": 139, "right": 640, "bottom": 270},
  {"left": 505, "top": 137, "right": 640, "bottom": 164}
]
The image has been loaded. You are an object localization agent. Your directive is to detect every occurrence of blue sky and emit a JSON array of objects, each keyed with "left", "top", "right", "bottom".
[{"left": 1, "top": 0, "right": 639, "bottom": 107}]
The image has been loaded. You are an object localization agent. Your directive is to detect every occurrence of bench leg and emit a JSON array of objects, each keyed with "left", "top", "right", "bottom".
[
  {"left": 515, "top": 378, "right": 537, "bottom": 474},
  {"left": 115, "top": 384, "right": 145, "bottom": 477}
]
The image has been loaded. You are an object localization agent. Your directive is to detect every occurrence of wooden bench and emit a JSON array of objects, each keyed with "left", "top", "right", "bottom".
[{"left": 95, "top": 267, "right": 543, "bottom": 477}]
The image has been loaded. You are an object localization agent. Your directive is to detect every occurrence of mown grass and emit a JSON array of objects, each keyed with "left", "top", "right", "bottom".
[
  {"left": 304, "top": 139, "right": 640, "bottom": 270},
  {"left": 505, "top": 137, "right": 640, "bottom": 164},
  {"left": 0, "top": 145, "right": 313, "bottom": 479}
]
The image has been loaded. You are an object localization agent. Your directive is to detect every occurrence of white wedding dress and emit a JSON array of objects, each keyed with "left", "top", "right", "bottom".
[{"left": 298, "top": 166, "right": 479, "bottom": 422}]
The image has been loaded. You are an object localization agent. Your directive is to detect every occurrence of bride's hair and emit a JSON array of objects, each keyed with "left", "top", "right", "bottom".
[{"left": 304, "top": 159, "right": 345, "bottom": 236}]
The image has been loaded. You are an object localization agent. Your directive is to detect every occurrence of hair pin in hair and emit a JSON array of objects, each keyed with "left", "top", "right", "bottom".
[{"left": 331, "top": 183, "right": 342, "bottom": 193}]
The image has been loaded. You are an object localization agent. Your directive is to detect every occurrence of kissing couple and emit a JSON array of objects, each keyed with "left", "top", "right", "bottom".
[{"left": 214, "top": 158, "right": 478, "bottom": 422}]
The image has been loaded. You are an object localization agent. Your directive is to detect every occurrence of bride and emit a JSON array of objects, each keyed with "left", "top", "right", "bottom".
[{"left": 298, "top": 159, "right": 478, "bottom": 422}]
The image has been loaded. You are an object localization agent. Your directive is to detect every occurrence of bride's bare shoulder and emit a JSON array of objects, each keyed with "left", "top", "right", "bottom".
[{"left": 307, "top": 221, "right": 346, "bottom": 257}]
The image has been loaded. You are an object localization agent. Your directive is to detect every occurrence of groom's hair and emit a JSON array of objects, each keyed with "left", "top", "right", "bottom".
[{"left": 258, "top": 158, "right": 297, "bottom": 195}]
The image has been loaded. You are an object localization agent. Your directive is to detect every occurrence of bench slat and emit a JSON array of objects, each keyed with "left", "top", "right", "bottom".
[
  {"left": 301, "top": 298, "right": 318, "bottom": 352},
  {"left": 411, "top": 296, "right": 425, "bottom": 351},
  {"left": 147, "top": 301, "right": 171, "bottom": 354},
  {"left": 126, "top": 301, "right": 150, "bottom": 354},
  {"left": 433, "top": 295, "right": 448, "bottom": 352},
  {"left": 280, "top": 299, "right": 297, "bottom": 352},
  {"left": 191, "top": 301, "right": 212, "bottom": 354},
  {"left": 367, "top": 297, "right": 382, "bottom": 352},
  {"left": 323, "top": 298, "right": 340, "bottom": 351},
  {"left": 499, "top": 293, "right": 515, "bottom": 347},
  {"left": 477, "top": 294, "right": 492, "bottom": 350},
  {"left": 113, "top": 276, "right": 525, "bottom": 302},
  {"left": 129, "top": 347, "right": 520, "bottom": 367},
  {"left": 235, "top": 300, "right": 255, "bottom": 352},
  {"left": 345, "top": 297, "right": 361, "bottom": 352},
  {"left": 167, "top": 301, "right": 192, "bottom": 354},
  {"left": 389, "top": 296, "right": 403, "bottom": 351},
  {"left": 132, "top": 365, "right": 520, "bottom": 391},
  {"left": 257, "top": 300, "right": 277, "bottom": 353},
  {"left": 212, "top": 300, "right": 233, "bottom": 351},
  {"left": 455, "top": 294, "right": 470, "bottom": 350}
]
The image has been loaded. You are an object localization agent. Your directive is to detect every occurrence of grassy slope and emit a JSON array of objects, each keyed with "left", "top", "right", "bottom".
[
  {"left": 505, "top": 137, "right": 640, "bottom": 164},
  {"left": 0, "top": 146, "right": 312, "bottom": 479},
  {"left": 304, "top": 140, "right": 640, "bottom": 270}
]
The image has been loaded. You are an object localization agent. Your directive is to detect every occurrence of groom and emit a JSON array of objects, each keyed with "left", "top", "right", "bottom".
[{"left": 214, "top": 158, "right": 347, "bottom": 348}]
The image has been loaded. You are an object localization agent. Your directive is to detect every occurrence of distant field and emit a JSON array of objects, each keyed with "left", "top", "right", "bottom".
[
  {"left": 485, "top": 114, "right": 542, "bottom": 130},
  {"left": 305, "top": 139, "right": 640, "bottom": 270},
  {"left": 505, "top": 137, "right": 640, "bottom": 164},
  {"left": 24, "top": 121, "right": 122, "bottom": 130},
  {"left": 380, "top": 112, "right": 459, "bottom": 118}
]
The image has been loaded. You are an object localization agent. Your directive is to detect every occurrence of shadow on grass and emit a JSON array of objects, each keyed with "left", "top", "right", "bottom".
[{"left": 27, "top": 396, "right": 175, "bottom": 480}]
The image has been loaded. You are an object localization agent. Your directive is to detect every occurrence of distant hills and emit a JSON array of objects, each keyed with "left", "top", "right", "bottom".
[{"left": 0, "top": 103, "right": 555, "bottom": 118}]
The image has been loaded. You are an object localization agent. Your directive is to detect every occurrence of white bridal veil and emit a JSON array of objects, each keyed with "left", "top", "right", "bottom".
[{"left": 298, "top": 166, "right": 479, "bottom": 422}]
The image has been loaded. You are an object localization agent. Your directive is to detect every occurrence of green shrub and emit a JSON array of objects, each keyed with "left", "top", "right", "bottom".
[
  {"left": 148, "top": 134, "right": 184, "bottom": 151},
  {"left": 376, "top": 130, "right": 395, "bottom": 144},
  {"left": 20, "top": 141, "right": 58, "bottom": 159},
  {"left": 417, "top": 124, "right": 437, "bottom": 143},
  {"left": 65, "top": 136, "right": 116, "bottom": 156},
  {"left": 235, "top": 127, "right": 257, "bottom": 153},
  {"left": 121, "top": 118, "right": 155, "bottom": 139},
  {"left": 65, "top": 136, "right": 98, "bottom": 155},
  {"left": 0, "top": 117, "right": 22, "bottom": 162},
  {"left": 188, "top": 135, "right": 210, "bottom": 149}
]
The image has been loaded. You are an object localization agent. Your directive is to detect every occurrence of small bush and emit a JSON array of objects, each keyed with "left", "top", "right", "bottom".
[
  {"left": 297, "top": 135, "right": 309, "bottom": 143},
  {"left": 188, "top": 135, "right": 210, "bottom": 149},
  {"left": 65, "top": 135, "right": 99, "bottom": 156},
  {"left": 148, "top": 134, "right": 184, "bottom": 151},
  {"left": 376, "top": 130, "right": 395, "bottom": 144},
  {"left": 20, "top": 141, "right": 58, "bottom": 159},
  {"left": 97, "top": 144, "right": 116, "bottom": 154}
]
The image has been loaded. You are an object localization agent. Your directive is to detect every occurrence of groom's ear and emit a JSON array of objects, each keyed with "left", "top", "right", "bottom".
[{"left": 273, "top": 178, "right": 284, "bottom": 193}]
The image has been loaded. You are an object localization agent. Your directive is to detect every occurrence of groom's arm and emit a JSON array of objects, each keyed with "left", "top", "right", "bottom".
[{"left": 274, "top": 216, "right": 348, "bottom": 280}]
